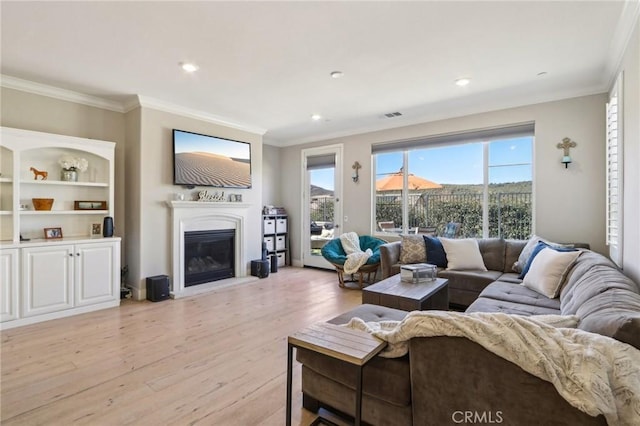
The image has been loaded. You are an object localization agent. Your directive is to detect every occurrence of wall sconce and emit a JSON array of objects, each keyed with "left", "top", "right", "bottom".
[
  {"left": 352, "top": 161, "right": 361, "bottom": 183},
  {"left": 557, "top": 137, "right": 577, "bottom": 168}
]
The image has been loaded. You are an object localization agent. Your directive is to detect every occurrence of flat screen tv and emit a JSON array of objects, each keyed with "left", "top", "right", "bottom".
[{"left": 173, "top": 129, "right": 252, "bottom": 188}]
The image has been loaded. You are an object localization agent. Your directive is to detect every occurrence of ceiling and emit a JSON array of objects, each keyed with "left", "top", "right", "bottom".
[{"left": 1, "top": 1, "right": 637, "bottom": 146}]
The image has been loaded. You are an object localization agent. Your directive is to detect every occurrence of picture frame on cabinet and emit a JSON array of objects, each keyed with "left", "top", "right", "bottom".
[
  {"left": 44, "top": 227, "right": 63, "bottom": 239},
  {"left": 90, "top": 223, "right": 102, "bottom": 238}
]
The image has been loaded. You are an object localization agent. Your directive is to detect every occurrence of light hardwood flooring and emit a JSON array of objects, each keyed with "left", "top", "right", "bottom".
[{"left": 1, "top": 267, "right": 363, "bottom": 425}]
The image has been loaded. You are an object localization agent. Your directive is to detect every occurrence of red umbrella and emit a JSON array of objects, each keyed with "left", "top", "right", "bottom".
[{"left": 376, "top": 171, "right": 442, "bottom": 191}]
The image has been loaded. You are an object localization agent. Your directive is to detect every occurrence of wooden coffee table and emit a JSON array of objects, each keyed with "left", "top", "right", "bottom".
[{"left": 362, "top": 274, "right": 449, "bottom": 311}]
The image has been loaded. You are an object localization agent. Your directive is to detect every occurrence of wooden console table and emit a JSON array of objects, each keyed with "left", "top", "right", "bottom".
[{"left": 286, "top": 322, "right": 387, "bottom": 425}]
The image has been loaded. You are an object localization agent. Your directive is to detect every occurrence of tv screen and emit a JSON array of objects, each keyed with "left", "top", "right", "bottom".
[{"left": 173, "top": 129, "right": 252, "bottom": 188}]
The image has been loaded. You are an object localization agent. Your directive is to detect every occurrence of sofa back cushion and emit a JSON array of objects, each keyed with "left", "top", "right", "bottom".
[
  {"left": 423, "top": 235, "right": 448, "bottom": 268},
  {"left": 399, "top": 234, "right": 427, "bottom": 264},
  {"left": 477, "top": 238, "right": 506, "bottom": 272},
  {"left": 560, "top": 250, "right": 640, "bottom": 350},
  {"left": 504, "top": 240, "right": 527, "bottom": 273}
]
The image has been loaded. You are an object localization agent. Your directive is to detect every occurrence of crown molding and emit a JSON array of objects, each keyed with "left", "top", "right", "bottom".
[
  {"left": 0, "top": 74, "right": 125, "bottom": 113},
  {"left": 604, "top": 1, "right": 640, "bottom": 88},
  {"left": 131, "top": 95, "right": 267, "bottom": 136},
  {"left": 1, "top": 75, "right": 268, "bottom": 136}
]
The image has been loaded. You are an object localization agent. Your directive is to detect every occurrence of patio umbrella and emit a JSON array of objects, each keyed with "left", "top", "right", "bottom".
[{"left": 376, "top": 170, "right": 442, "bottom": 191}]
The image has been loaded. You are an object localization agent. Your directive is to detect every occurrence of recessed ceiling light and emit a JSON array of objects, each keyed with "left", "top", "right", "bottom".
[
  {"left": 455, "top": 78, "right": 471, "bottom": 87},
  {"left": 180, "top": 62, "right": 199, "bottom": 73},
  {"left": 311, "top": 114, "right": 323, "bottom": 121},
  {"left": 330, "top": 71, "right": 344, "bottom": 79}
]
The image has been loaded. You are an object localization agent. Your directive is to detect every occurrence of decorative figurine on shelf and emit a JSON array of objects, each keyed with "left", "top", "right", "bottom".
[
  {"left": 58, "top": 156, "right": 88, "bottom": 182},
  {"left": 29, "top": 167, "right": 48, "bottom": 180},
  {"left": 198, "top": 190, "right": 225, "bottom": 202}
]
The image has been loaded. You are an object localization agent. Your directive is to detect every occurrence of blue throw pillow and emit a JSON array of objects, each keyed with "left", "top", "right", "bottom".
[
  {"left": 423, "top": 235, "right": 447, "bottom": 268},
  {"left": 518, "top": 241, "right": 578, "bottom": 279}
]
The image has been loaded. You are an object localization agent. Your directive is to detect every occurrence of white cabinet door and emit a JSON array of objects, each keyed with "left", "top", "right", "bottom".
[
  {"left": 75, "top": 242, "right": 117, "bottom": 306},
  {"left": 22, "top": 245, "right": 74, "bottom": 317},
  {"left": 1, "top": 248, "right": 19, "bottom": 322}
]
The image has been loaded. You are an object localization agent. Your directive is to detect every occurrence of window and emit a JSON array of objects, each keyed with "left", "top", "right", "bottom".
[
  {"left": 373, "top": 124, "right": 533, "bottom": 239},
  {"left": 606, "top": 73, "right": 623, "bottom": 267}
]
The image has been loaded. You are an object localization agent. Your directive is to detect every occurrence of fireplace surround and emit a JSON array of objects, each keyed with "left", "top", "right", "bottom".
[{"left": 168, "top": 201, "right": 253, "bottom": 298}]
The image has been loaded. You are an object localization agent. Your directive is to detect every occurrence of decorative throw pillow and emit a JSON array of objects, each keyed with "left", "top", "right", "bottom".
[
  {"left": 399, "top": 234, "right": 427, "bottom": 264},
  {"left": 518, "top": 241, "right": 578, "bottom": 279},
  {"left": 522, "top": 248, "right": 581, "bottom": 298},
  {"left": 439, "top": 238, "right": 487, "bottom": 271},
  {"left": 423, "top": 235, "right": 447, "bottom": 268},
  {"left": 512, "top": 235, "right": 573, "bottom": 273}
]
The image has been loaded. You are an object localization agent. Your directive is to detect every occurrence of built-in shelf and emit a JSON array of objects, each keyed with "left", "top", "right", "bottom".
[
  {"left": 0, "top": 177, "right": 13, "bottom": 183},
  {"left": 0, "top": 211, "right": 12, "bottom": 216},
  {"left": 21, "top": 180, "right": 108, "bottom": 187},
  {"left": 20, "top": 210, "right": 108, "bottom": 215}
]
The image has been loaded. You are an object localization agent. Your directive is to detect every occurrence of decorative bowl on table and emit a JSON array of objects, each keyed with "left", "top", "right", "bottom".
[{"left": 32, "top": 198, "right": 54, "bottom": 211}]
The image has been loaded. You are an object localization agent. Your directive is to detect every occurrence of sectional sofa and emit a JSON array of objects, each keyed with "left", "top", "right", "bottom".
[{"left": 296, "top": 237, "right": 640, "bottom": 425}]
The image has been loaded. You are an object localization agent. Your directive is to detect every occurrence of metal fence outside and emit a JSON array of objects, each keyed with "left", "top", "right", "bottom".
[{"left": 311, "top": 192, "right": 532, "bottom": 240}]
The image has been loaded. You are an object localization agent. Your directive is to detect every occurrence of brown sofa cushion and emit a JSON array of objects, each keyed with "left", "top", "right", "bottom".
[
  {"left": 504, "top": 239, "right": 527, "bottom": 273},
  {"left": 466, "top": 296, "right": 562, "bottom": 316},
  {"left": 559, "top": 251, "right": 640, "bottom": 349},
  {"left": 475, "top": 281, "right": 562, "bottom": 311},
  {"left": 409, "top": 337, "right": 606, "bottom": 426},
  {"left": 437, "top": 270, "right": 503, "bottom": 294},
  {"left": 328, "top": 303, "right": 408, "bottom": 325},
  {"left": 477, "top": 238, "right": 506, "bottom": 271},
  {"left": 297, "top": 304, "right": 411, "bottom": 408},
  {"left": 297, "top": 349, "right": 411, "bottom": 407}
]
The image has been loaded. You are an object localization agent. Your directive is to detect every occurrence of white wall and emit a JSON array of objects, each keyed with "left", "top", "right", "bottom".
[
  {"left": 262, "top": 144, "right": 282, "bottom": 206},
  {"left": 615, "top": 14, "right": 640, "bottom": 283},
  {"left": 280, "top": 94, "right": 608, "bottom": 266}
]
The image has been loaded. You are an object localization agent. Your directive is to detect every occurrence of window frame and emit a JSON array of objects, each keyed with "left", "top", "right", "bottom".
[
  {"left": 372, "top": 125, "right": 534, "bottom": 238},
  {"left": 606, "top": 72, "right": 624, "bottom": 267}
]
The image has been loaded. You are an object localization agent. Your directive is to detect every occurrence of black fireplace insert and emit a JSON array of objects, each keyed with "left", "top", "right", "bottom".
[{"left": 184, "top": 229, "right": 235, "bottom": 286}]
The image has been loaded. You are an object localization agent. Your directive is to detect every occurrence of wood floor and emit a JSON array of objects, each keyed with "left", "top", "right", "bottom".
[{"left": 1, "top": 267, "right": 362, "bottom": 425}]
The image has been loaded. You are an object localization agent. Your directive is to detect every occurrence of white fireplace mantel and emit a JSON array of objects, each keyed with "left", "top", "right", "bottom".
[{"left": 167, "top": 201, "right": 253, "bottom": 298}]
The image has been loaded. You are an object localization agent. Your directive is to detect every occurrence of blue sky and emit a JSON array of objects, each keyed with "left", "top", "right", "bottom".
[
  {"left": 310, "top": 137, "right": 532, "bottom": 191},
  {"left": 173, "top": 130, "right": 250, "bottom": 160}
]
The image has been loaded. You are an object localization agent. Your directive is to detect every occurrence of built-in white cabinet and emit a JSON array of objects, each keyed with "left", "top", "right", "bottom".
[
  {"left": 0, "top": 127, "right": 120, "bottom": 329},
  {"left": 22, "top": 244, "right": 74, "bottom": 317},
  {"left": 0, "top": 248, "right": 19, "bottom": 322},
  {"left": 21, "top": 241, "right": 119, "bottom": 317},
  {"left": 75, "top": 241, "right": 119, "bottom": 306},
  {"left": 0, "top": 126, "right": 115, "bottom": 242}
]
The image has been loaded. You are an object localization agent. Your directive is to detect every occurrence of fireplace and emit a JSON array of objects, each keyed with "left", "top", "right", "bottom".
[
  {"left": 184, "top": 229, "right": 235, "bottom": 286},
  {"left": 168, "top": 200, "right": 255, "bottom": 298}
]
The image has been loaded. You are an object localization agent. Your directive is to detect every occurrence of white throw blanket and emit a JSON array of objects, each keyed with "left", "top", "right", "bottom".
[
  {"left": 345, "top": 311, "right": 640, "bottom": 426},
  {"left": 339, "top": 232, "right": 372, "bottom": 274}
]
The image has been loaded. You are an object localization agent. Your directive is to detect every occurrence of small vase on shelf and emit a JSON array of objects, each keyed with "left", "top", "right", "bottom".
[{"left": 61, "top": 169, "right": 78, "bottom": 182}]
